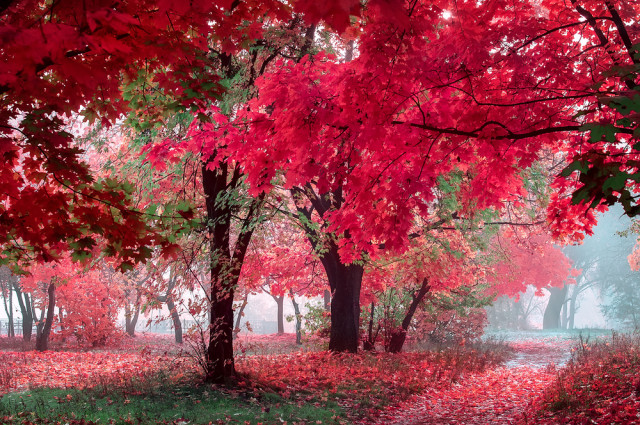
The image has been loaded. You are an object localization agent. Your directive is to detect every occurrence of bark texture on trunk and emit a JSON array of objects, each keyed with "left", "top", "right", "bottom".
[
  {"left": 206, "top": 278, "right": 236, "bottom": 382},
  {"left": 321, "top": 247, "right": 363, "bottom": 353},
  {"left": 292, "top": 185, "right": 365, "bottom": 353},
  {"left": 35, "top": 282, "right": 55, "bottom": 352}
]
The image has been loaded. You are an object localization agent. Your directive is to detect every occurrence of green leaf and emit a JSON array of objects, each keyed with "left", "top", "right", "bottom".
[
  {"left": 560, "top": 160, "right": 588, "bottom": 177},
  {"left": 582, "top": 123, "right": 619, "bottom": 143},
  {"left": 602, "top": 172, "right": 629, "bottom": 192}
]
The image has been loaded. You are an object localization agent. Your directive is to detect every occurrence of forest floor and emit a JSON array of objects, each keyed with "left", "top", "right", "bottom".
[
  {"left": 0, "top": 329, "right": 625, "bottom": 424},
  {"left": 369, "top": 332, "right": 583, "bottom": 424},
  {"left": 375, "top": 330, "right": 611, "bottom": 425}
]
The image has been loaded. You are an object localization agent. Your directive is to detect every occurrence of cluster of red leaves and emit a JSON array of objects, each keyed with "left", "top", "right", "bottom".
[
  {"left": 521, "top": 334, "right": 640, "bottom": 424},
  {"left": 0, "top": 350, "right": 193, "bottom": 395},
  {"left": 235, "top": 348, "right": 508, "bottom": 420}
]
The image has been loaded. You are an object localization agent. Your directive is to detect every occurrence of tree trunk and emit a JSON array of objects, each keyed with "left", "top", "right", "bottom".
[
  {"left": 543, "top": 285, "right": 568, "bottom": 329},
  {"left": 319, "top": 244, "right": 364, "bottom": 353},
  {"left": 387, "top": 279, "right": 430, "bottom": 353},
  {"left": 8, "top": 287, "right": 14, "bottom": 338},
  {"left": 35, "top": 282, "right": 55, "bottom": 352},
  {"left": 202, "top": 160, "right": 262, "bottom": 384},
  {"left": 561, "top": 299, "right": 568, "bottom": 329},
  {"left": 166, "top": 296, "right": 183, "bottom": 344},
  {"left": 13, "top": 284, "right": 33, "bottom": 341},
  {"left": 35, "top": 301, "right": 44, "bottom": 340},
  {"left": 363, "top": 302, "right": 376, "bottom": 351},
  {"left": 234, "top": 292, "right": 248, "bottom": 333},
  {"left": 568, "top": 284, "right": 579, "bottom": 330},
  {"left": 125, "top": 290, "right": 141, "bottom": 337},
  {"left": 8, "top": 293, "right": 14, "bottom": 337},
  {"left": 289, "top": 290, "right": 303, "bottom": 345},
  {"left": 58, "top": 307, "right": 65, "bottom": 343},
  {"left": 206, "top": 273, "right": 236, "bottom": 383},
  {"left": 323, "top": 289, "right": 331, "bottom": 311},
  {"left": 2, "top": 283, "right": 14, "bottom": 338},
  {"left": 275, "top": 295, "right": 284, "bottom": 334}
]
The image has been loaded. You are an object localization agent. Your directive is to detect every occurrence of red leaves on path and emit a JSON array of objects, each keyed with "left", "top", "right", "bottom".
[
  {"left": 373, "top": 367, "right": 555, "bottom": 425},
  {"left": 368, "top": 337, "right": 573, "bottom": 425}
]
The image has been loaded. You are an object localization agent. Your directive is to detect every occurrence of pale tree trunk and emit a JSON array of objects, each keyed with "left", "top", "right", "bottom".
[
  {"left": 568, "top": 284, "right": 580, "bottom": 330},
  {"left": 13, "top": 284, "right": 34, "bottom": 341},
  {"left": 323, "top": 289, "right": 331, "bottom": 312},
  {"left": 157, "top": 268, "right": 183, "bottom": 344},
  {"left": 275, "top": 295, "right": 284, "bottom": 334},
  {"left": 57, "top": 306, "right": 66, "bottom": 343},
  {"left": 7, "top": 288, "right": 14, "bottom": 338},
  {"left": 125, "top": 289, "right": 142, "bottom": 337},
  {"left": 263, "top": 277, "right": 285, "bottom": 334},
  {"left": 35, "top": 282, "right": 55, "bottom": 352},
  {"left": 543, "top": 285, "right": 568, "bottom": 329},
  {"left": 0, "top": 267, "right": 14, "bottom": 337},
  {"left": 234, "top": 292, "right": 248, "bottom": 333},
  {"left": 289, "top": 289, "right": 302, "bottom": 345},
  {"left": 166, "top": 296, "right": 183, "bottom": 344},
  {"left": 1, "top": 283, "right": 14, "bottom": 338},
  {"left": 35, "top": 301, "right": 44, "bottom": 340}
]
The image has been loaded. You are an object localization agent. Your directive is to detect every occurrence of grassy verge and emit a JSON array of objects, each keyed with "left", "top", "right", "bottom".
[
  {"left": 0, "top": 385, "right": 344, "bottom": 425},
  {"left": 520, "top": 332, "right": 640, "bottom": 424}
]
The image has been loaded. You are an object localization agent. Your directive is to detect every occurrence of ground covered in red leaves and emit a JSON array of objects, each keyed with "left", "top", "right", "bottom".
[
  {"left": 0, "top": 350, "right": 189, "bottom": 394},
  {"left": 372, "top": 366, "right": 555, "bottom": 425},
  {"left": 2, "top": 331, "right": 638, "bottom": 424},
  {"left": 521, "top": 333, "right": 640, "bottom": 424},
  {"left": 368, "top": 334, "right": 573, "bottom": 425}
]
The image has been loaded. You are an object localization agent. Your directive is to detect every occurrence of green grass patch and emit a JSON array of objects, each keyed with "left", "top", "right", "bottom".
[{"left": 0, "top": 385, "right": 345, "bottom": 425}]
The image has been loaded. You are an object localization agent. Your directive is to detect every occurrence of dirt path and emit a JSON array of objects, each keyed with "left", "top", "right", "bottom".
[{"left": 369, "top": 337, "right": 575, "bottom": 425}]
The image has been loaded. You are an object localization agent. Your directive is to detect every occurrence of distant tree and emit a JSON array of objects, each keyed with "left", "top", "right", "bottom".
[
  {"left": 0, "top": 267, "right": 17, "bottom": 337},
  {"left": 600, "top": 268, "right": 640, "bottom": 329},
  {"left": 487, "top": 286, "right": 547, "bottom": 330},
  {"left": 544, "top": 207, "right": 635, "bottom": 329},
  {"left": 603, "top": 217, "right": 640, "bottom": 328}
]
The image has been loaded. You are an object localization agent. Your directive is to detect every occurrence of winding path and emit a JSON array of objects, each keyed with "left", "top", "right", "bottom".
[{"left": 370, "top": 336, "right": 575, "bottom": 425}]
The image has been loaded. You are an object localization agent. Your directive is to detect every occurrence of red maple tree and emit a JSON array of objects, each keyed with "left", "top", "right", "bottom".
[{"left": 3, "top": 0, "right": 639, "bottom": 382}]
